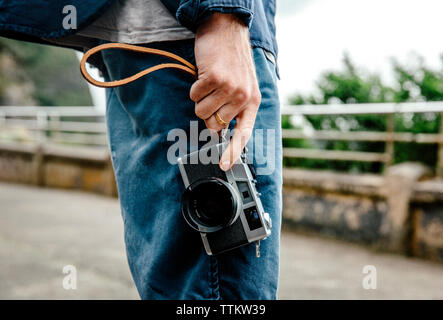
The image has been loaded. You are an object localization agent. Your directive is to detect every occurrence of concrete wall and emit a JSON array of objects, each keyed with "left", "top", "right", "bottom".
[
  {"left": 283, "top": 169, "right": 386, "bottom": 245},
  {"left": 410, "top": 181, "right": 443, "bottom": 261},
  {"left": 283, "top": 165, "right": 443, "bottom": 262},
  {"left": 0, "top": 143, "right": 116, "bottom": 196},
  {"left": 1, "top": 142, "right": 442, "bottom": 263}
]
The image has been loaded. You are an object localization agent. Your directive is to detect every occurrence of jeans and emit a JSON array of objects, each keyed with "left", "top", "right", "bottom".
[{"left": 100, "top": 39, "right": 282, "bottom": 299}]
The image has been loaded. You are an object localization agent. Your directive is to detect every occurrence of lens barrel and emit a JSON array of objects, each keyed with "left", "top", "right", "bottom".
[{"left": 181, "top": 178, "right": 240, "bottom": 233}]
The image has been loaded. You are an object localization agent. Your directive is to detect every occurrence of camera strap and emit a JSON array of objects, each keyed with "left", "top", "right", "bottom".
[
  {"left": 80, "top": 43, "right": 197, "bottom": 88},
  {"left": 81, "top": 43, "right": 238, "bottom": 149}
]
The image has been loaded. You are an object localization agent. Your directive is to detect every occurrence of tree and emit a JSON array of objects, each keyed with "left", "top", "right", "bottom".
[
  {"left": 0, "top": 38, "right": 92, "bottom": 106},
  {"left": 285, "top": 53, "right": 443, "bottom": 173}
]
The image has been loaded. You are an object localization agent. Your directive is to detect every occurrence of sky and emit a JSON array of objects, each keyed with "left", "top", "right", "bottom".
[{"left": 276, "top": 0, "right": 443, "bottom": 102}]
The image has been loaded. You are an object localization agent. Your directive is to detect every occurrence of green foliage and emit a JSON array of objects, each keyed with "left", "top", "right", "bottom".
[
  {"left": 286, "top": 53, "right": 443, "bottom": 173},
  {"left": 0, "top": 38, "right": 92, "bottom": 106}
]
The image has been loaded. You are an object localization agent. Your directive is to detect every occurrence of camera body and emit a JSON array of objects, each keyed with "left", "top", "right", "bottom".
[{"left": 178, "top": 142, "right": 271, "bottom": 255}]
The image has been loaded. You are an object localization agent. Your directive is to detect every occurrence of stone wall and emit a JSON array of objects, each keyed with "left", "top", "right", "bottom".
[
  {"left": 283, "top": 165, "right": 443, "bottom": 262},
  {"left": 410, "top": 181, "right": 443, "bottom": 261},
  {"left": 0, "top": 143, "right": 116, "bottom": 196},
  {"left": 1, "top": 142, "right": 442, "bottom": 263}
]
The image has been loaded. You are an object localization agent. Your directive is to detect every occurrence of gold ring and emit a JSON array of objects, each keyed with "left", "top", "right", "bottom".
[{"left": 215, "top": 112, "right": 229, "bottom": 126}]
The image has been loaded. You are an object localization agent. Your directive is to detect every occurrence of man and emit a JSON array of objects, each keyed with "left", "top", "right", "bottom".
[{"left": 0, "top": 0, "right": 281, "bottom": 299}]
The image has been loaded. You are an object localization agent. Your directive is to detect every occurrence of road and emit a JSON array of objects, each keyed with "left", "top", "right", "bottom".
[{"left": 0, "top": 182, "right": 442, "bottom": 299}]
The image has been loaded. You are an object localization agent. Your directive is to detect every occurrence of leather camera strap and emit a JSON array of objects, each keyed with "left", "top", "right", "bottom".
[{"left": 80, "top": 42, "right": 197, "bottom": 88}]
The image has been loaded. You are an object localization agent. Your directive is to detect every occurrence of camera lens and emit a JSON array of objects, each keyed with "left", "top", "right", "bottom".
[{"left": 181, "top": 178, "right": 240, "bottom": 233}]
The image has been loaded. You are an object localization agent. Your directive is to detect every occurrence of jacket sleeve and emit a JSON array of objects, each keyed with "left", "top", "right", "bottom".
[{"left": 175, "top": 0, "right": 254, "bottom": 31}]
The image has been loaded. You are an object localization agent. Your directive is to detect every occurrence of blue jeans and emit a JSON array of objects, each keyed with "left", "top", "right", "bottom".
[{"left": 101, "top": 39, "right": 282, "bottom": 299}]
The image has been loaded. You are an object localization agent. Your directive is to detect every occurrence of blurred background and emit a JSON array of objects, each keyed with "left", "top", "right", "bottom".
[{"left": 1, "top": 0, "right": 443, "bottom": 299}]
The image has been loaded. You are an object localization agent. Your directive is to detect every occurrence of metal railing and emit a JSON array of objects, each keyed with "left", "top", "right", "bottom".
[
  {"left": 0, "top": 106, "right": 107, "bottom": 147},
  {"left": 281, "top": 101, "right": 443, "bottom": 174},
  {"left": 2, "top": 102, "right": 443, "bottom": 172}
]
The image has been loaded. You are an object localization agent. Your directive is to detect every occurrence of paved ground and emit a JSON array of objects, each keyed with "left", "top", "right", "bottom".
[{"left": 1, "top": 182, "right": 442, "bottom": 300}]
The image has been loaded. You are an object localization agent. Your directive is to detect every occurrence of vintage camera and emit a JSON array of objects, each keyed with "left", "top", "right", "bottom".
[{"left": 178, "top": 142, "right": 272, "bottom": 256}]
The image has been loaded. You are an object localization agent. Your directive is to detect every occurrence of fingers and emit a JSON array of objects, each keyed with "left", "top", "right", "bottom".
[
  {"left": 204, "top": 102, "right": 243, "bottom": 131},
  {"left": 193, "top": 79, "right": 252, "bottom": 123},
  {"left": 193, "top": 76, "right": 261, "bottom": 171},
  {"left": 194, "top": 89, "right": 226, "bottom": 120},
  {"left": 189, "top": 76, "right": 217, "bottom": 103},
  {"left": 219, "top": 107, "right": 257, "bottom": 171}
]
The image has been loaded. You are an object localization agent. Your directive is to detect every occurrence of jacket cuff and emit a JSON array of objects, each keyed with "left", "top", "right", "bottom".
[{"left": 176, "top": 0, "right": 254, "bottom": 32}]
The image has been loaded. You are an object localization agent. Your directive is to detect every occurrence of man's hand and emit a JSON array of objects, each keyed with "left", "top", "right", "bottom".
[{"left": 190, "top": 13, "right": 261, "bottom": 171}]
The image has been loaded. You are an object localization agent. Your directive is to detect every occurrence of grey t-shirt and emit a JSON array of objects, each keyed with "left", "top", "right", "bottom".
[{"left": 77, "top": 0, "right": 194, "bottom": 43}]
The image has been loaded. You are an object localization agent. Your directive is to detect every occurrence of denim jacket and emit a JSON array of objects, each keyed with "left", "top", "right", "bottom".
[
  {"left": 161, "top": 0, "right": 278, "bottom": 60},
  {"left": 0, "top": 0, "right": 277, "bottom": 61}
]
